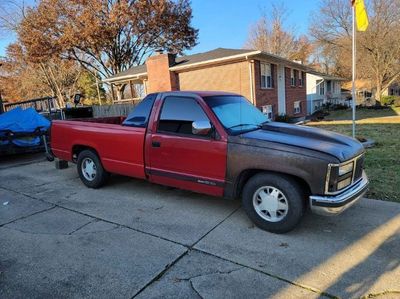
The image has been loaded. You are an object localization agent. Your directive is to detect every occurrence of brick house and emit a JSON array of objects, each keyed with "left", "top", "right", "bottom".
[{"left": 104, "top": 48, "right": 309, "bottom": 119}]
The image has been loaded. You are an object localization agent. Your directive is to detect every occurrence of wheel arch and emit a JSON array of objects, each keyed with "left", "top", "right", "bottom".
[
  {"left": 72, "top": 144, "right": 100, "bottom": 162},
  {"left": 235, "top": 169, "right": 311, "bottom": 202}
]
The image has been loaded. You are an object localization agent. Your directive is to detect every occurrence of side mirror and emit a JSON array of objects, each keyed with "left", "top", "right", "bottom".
[{"left": 192, "top": 120, "right": 212, "bottom": 136}]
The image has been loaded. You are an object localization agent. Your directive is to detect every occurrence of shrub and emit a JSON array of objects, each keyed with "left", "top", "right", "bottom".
[
  {"left": 310, "top": 110, "right": 326, "bottom": 121},
  {"left": 381, "top": 95, "right": 400, "bottom": 106},
  {"left": 394, "top": 98, "right": 400, "bottom": 107},
  {"left": 331, "top": 103, "right": 348, "bottom": 110},
  {"left": 274, "top": 114, "right": 292, "bottom": 123},
  {"left": 322, "top": 103, "right": 332, "bottom": 110}
]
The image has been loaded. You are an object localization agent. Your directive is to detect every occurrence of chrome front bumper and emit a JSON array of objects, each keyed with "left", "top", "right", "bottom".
[{"left": 309, "top": 171, "right": 369, "bottom": 216}]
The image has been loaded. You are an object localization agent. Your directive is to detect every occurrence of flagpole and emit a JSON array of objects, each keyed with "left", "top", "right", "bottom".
[{"left": 352, "top": 3, "right": 356, "bottom": 138}]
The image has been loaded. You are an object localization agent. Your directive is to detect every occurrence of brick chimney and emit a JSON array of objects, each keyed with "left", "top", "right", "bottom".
[{"left": 145, "top": 51, "right": 179, "bottom": 93}]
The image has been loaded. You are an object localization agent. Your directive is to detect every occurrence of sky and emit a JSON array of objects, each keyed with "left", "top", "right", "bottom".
[
  {"left": 0, "top": 0, "right": 315, "bottom": 57},
  {"left": 188, "top": 0, "right": 314, "bottom": 54}
]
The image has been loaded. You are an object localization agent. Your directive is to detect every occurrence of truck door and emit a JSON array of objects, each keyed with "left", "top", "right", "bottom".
[{"left": 146, "top": 94, "right": 227, "bottom": 196}]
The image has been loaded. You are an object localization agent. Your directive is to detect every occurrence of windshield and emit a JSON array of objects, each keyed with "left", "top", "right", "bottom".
[{"left": 204, "top": 95, "right": 269, "bottom": 135}]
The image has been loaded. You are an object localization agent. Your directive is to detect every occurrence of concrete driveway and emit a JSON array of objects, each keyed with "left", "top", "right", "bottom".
[{"left": 0, "top": 155, "right": 399, "bottom": 298}]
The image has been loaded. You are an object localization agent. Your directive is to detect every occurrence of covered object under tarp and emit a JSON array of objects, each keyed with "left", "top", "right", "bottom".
[{"left": 0, "top": 107, "right": 50, "bottom": 149}]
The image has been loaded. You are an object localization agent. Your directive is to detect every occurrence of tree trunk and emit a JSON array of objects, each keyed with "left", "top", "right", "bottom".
[
  {"left": 375, "top": 77, "right": 382, "bottom": 103},
  {"left": 47, "top": 65, "right": 66, "bottom": 108},
  {"left": 116, "top": 84, "right": 126, "bottom": 101}
]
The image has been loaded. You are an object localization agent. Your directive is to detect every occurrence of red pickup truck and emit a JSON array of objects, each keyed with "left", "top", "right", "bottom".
[{"left": 51, "top": 91, "right": 369, "bottom": 233}]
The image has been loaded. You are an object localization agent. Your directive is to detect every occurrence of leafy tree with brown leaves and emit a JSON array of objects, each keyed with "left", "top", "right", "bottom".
[
  {"left": 18, "top": 0, "right": 198, "bottom": 79},
  {"left": 0, "top": 42, "right": 85, "bottom": 107}
]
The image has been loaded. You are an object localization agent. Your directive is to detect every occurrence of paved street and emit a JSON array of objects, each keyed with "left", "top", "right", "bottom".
[{"left": 0, "top": 155, "right": 399, "bottom": 298}]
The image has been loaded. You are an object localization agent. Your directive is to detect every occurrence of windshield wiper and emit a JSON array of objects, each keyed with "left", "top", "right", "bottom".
[
  {"left": 260, "top": 120, "right": 271, "bottom": 126},
  {"left": 227, "top": 123, "right": 261, "bottom": 130}
]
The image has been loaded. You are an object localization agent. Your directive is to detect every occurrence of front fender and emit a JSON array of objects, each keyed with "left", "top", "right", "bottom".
[{"left": 225, "top": 141, "right": 333, "bottom": 198}]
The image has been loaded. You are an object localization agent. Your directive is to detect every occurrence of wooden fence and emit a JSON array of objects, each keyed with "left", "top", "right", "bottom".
[
  {"left": 1, "top": 98, "right": 137, "bottom": 118},
  {"left": 3, "top": 97, "right": 57, "bottom": 113},
  {"left": 92, "top": 103, "right": 136, "bottom": 117}
]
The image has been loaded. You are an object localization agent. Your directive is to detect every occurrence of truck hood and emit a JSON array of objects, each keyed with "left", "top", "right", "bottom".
[{"left": 237, "top": 122, "right": 364, "bottom": 162}]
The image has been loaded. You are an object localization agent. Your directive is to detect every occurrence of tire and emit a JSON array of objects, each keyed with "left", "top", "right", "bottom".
[
  {"left": 242, "top": 173, "right": 305, "bottom": 233},
  {"left": 77, "top": 150, "right": 109, "bottom": 188}
]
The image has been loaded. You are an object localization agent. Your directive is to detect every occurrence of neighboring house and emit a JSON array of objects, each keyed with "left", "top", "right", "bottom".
[
  {"left": 383, "top": 82, "right": 400, "bottom": 96},
  {"left": 103, "top": 48, "right": 309, "bottom": 119},
  {"left": 342, "top": 79, "right": 374, "bottom": 105},
  {"left": 341, "top": 80, "right": 400, "bottom": 106},
  {"left": 306, "top": 71, "right": 347, "bottom": 114}
]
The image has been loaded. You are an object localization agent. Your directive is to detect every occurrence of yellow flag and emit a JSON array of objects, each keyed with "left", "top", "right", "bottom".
[{"left": 352, "top": 0, "right": 369, "bottom": 31}]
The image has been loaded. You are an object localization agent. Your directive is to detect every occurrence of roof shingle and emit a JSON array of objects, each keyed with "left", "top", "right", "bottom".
[
  {"left": 105, "top": 48, "right": 256, "bottom": 82},
  {"left": 104, "top": 47, "right": 310, "bottom": 83}
]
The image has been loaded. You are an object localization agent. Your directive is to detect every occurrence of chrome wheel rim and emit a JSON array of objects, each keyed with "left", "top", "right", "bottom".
[
  {"left": 252, "top": 186, "right": 288, "bottom": 222},
  {"left": 81, "top": 158, "right": 97, "bottom": 181}
]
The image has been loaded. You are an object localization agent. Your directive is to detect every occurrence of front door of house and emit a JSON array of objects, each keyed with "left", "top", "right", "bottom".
[{"left": 277, "top": 65, "right": 286, "bottom": 115}]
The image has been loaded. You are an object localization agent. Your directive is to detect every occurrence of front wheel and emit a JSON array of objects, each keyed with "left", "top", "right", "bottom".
[
  {"left": 77, "top": 150, "right": 109, "bottom": 188},
  {"left": 242, "top": 173, "right": 305, "bottom": 233}
]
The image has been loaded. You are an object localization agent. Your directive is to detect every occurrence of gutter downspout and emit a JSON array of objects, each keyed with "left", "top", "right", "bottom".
[
  {"left": 247, "top": 56, "right": 255, "bottom": 105},
  {"left": 143, "top": 79, "right": 148, "bottom": 96}
]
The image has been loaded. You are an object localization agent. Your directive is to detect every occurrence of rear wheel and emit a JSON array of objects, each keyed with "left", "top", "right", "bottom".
[
  {"left": 77, "top": 150, "right": 109, "bottom": 188},
  {"left": 242, "top": 173, "right": 305, "bottom": 233}
]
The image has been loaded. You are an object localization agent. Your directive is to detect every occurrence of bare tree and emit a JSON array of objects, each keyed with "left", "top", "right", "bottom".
[
  {"left": 244, "top": 3, "right": 313, "bottom": 63},
  {"left": 0, "top": 0, "right": 25, "bottom": 34},
  {"left": 310, "top": 0, "right": 400, "bottom": 100}
]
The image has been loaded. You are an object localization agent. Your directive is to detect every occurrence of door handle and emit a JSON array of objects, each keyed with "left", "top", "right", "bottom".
[{"left": 152, "top": 141, "right": 161, "bottom": 148}]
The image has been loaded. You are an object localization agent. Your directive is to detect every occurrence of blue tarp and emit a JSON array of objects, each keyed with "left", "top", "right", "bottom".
[{"left": 0, "top": 107, "right": 50, "bottom": 147}]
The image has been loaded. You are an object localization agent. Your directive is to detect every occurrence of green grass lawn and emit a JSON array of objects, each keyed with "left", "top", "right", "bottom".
[
  {"left": 310, "top": 123, "right": 400, "bottom": 202},
  {"left": 323, "top": 106, "right": 400, "bottom": 121}
]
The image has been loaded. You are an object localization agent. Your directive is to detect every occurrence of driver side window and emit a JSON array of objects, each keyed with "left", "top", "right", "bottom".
[{"left": 157, "top": 96, "right": 210, "bottom": 136}]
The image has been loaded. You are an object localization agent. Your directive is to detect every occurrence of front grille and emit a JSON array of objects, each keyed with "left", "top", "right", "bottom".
[{"left": 354, "top": 154, "right": 364, "bottom": 182}]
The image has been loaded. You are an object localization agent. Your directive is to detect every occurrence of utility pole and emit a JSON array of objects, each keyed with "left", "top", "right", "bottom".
[
  {"left": 0, "top": 62, "right": 4, "bottom": 114},
  {"left": 351, "top": 0, "right": 369, "bottom": 138},
  {"left": 0, "top": 89, "right": 4, "bottom": 114},
  {"left": 351, "top": 3, "right": 356, "bottom": 138}
]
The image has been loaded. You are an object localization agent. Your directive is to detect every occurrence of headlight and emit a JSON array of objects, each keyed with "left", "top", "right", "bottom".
[
  {"left": 338, "top": 162, "right": 354, "bottom": 176},
  {"left": 326, "top": 161, "right": 355, "bottom": 193},
  {"left": 337, "top": 177, "right": 352, "bottom": 190}
]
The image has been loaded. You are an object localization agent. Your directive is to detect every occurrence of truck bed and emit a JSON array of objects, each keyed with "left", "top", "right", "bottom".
[{"left": 51, "top": 117, "right": 146, "bottom": 179}]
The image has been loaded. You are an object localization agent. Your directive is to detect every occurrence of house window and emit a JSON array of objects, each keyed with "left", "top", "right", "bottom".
[
  {"left": 290, "top": 69, "right": 295, "bottom": 86},
  {"left": 298, "top": 71, "right": 303, "bottom": 87},
  {"left": 260, "top": 63, "right": 273, "bottom": 88},
  {"left": 317, "top": 80, "right": 325, "bottom": 95},
  {"left": 262, "top": 105, "right": 273, "bottom": 119},
  {"left": 294, "top": 101, "right": 301, "bottom": 114},
  {"left": 332, "top": 81, "right": 340, "bottom": 94}
]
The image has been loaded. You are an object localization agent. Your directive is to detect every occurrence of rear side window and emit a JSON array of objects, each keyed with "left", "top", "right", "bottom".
[
  {"left": 157, "top": 96, "right": 210, "bottom": 136},
  {"left": 122, "top": 94, "right": 156, "bottom": 127}
]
